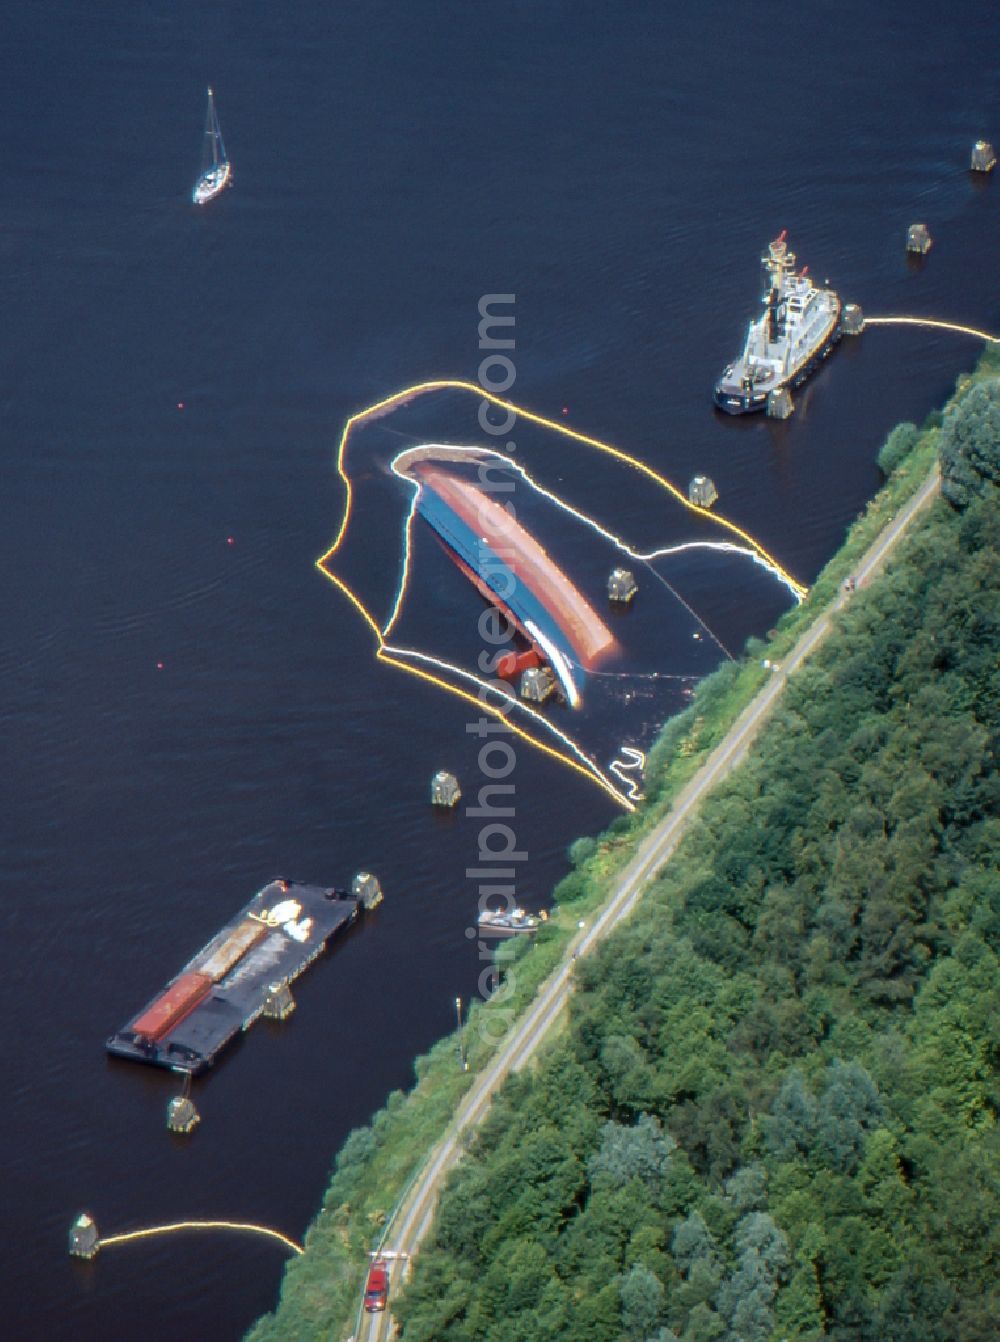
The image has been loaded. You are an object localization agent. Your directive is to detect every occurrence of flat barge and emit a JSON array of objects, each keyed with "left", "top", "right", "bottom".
[{"left": 106, "top": 878, "right": 361, "bottom": 1075}]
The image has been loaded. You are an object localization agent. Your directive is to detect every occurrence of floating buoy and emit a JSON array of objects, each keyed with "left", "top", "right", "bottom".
[
  {"left": 431, "top": 771, "right": 461, "bottom": 808},
  {"left": 970, "top": 140, "right": 996, "bottom": 173},
  {"left": 262, "top": 980, "right": 295, "bottom": 1021},
  {"left": 607, "top": 568, "right": 638, "bottom": 604},
  {"left": 840, "top": 303, "right": 864, "bottom": 335},
  {"left": 688, "top": 475, "right": 719, "bottom": 508},
  {"left": 520, "top": 666, "right": 557, "bottom": 703},
  {"left": 69, "top": 1213, "right": 100, "bottom": 1259},
  {"left": 176, "top": 402, "right": 185, "bottom": 410},
  {"left": 351, "top": 871, "right": 383, "bottom": 910},
  {"left": 166, "top": 1094, "right": 200, "bottom": 1135}
]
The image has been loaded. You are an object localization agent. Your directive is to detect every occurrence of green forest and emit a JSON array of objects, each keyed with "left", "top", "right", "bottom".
[{"left": 392, "top": 376, "right": 1000, "bottom": 1341}]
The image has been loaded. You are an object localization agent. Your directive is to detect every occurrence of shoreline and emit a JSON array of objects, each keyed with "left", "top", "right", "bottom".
[{"left": 247, "top": 345, "right": 999, "bottom": 1342}]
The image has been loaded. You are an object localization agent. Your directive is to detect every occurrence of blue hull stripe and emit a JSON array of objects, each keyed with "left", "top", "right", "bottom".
[{"left": 416, "top": 488, "right": 585, "bottom": 694}]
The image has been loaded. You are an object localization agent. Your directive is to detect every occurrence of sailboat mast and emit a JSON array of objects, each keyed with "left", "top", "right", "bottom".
[
  {"left": 211, "top": 89, "right": 226, "bottom": 166},
  {"left": 204, "top": 87, "right": 223, "bottom": 168},
  {"left": 192, "top": 85, "right": 231, "bottom": 202}
]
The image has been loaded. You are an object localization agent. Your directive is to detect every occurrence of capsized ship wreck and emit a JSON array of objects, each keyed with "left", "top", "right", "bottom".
[
  {"left": 396, "top": 447, "right": 616, "bottom": 707},
  {"left": 714, "top": 231, "right": 841, "bottom": 414}
]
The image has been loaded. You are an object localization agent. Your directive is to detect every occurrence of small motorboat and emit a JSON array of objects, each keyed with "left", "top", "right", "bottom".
[{"left": 477, "top": 907, "right": 545, "bottom": 936}]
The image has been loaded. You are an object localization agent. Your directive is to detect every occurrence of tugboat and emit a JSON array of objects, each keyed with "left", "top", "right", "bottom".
[{"left": 714, "top": 232, "right": 841, "bottom": 414}]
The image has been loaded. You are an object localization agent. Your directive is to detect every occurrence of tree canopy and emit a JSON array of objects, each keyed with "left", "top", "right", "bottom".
[
  {"left": 940, "top": 377, "right": 1000, "bottom": 509},
  {"left": 393, "top": 421, "right": 1000, "bottom": 1340}
]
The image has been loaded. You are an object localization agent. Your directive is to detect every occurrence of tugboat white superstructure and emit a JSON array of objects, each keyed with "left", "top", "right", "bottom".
[{"left": 714, "top": 232, "right": 841, "bottom": 414}]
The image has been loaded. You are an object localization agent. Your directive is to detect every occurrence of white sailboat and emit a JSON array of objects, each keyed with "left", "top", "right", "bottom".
[{"left": 192, "top": 87, "right": 231, "bottom": 205}]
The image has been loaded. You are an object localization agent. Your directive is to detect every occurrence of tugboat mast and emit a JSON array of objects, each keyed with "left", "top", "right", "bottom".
[{"left": 763, "top": 230, "right": 795, "bottom": 345}]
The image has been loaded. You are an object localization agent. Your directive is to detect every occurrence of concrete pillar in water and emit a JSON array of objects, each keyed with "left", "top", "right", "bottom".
[{"left": 906, "top": 223, "right": 932, "bottom": 255}]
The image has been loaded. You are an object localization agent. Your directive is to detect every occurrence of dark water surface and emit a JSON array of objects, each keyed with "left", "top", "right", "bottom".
[{"left": 2, "top": 3, "right": 997, "bottom": 1337}]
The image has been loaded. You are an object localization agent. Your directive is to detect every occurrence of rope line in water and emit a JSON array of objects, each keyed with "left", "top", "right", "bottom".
[
  {"left": 588, "top": 668, "right": 698, "bottom": 682},
  {"left": 98, "top": 1220, "right": 303, "bottom": 1255},
  {"left": 638, "top": 556, "right": 735, "bottom": 661},
  {"left": 609, "top": 747, "right": 646, "bottom": 802},
  {"left": 862, "top": 316, "right": 1000, "bottom": 343},
  {"left": 314, "top": 564, "right": 634, "bottom": 806},
  {"left": 381, "top": 643, "right": 630, "bottom": 802}
]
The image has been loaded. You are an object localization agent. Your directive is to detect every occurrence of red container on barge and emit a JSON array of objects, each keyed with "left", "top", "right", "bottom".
[{"left": 131, "top": 971, "right": 212, "bottom": 1042}]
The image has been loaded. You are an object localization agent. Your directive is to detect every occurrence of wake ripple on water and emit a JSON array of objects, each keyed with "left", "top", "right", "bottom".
[{"left": 0, "top": 550, "right": 270, "bottom": 681}]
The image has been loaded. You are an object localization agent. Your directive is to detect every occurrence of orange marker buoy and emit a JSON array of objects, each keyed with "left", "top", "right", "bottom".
[{"left": 226, "top": 536, "right": 235, "bottom": 545}]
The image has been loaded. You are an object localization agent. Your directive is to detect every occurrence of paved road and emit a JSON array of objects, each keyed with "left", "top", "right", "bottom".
[{"left": 355, "top": 466, "right": 941, "bottom": 1342}]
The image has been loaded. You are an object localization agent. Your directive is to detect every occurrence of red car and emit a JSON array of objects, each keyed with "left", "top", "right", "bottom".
[{"left": 364, "top": 1259, "right": 389, "bottom": 1313}]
